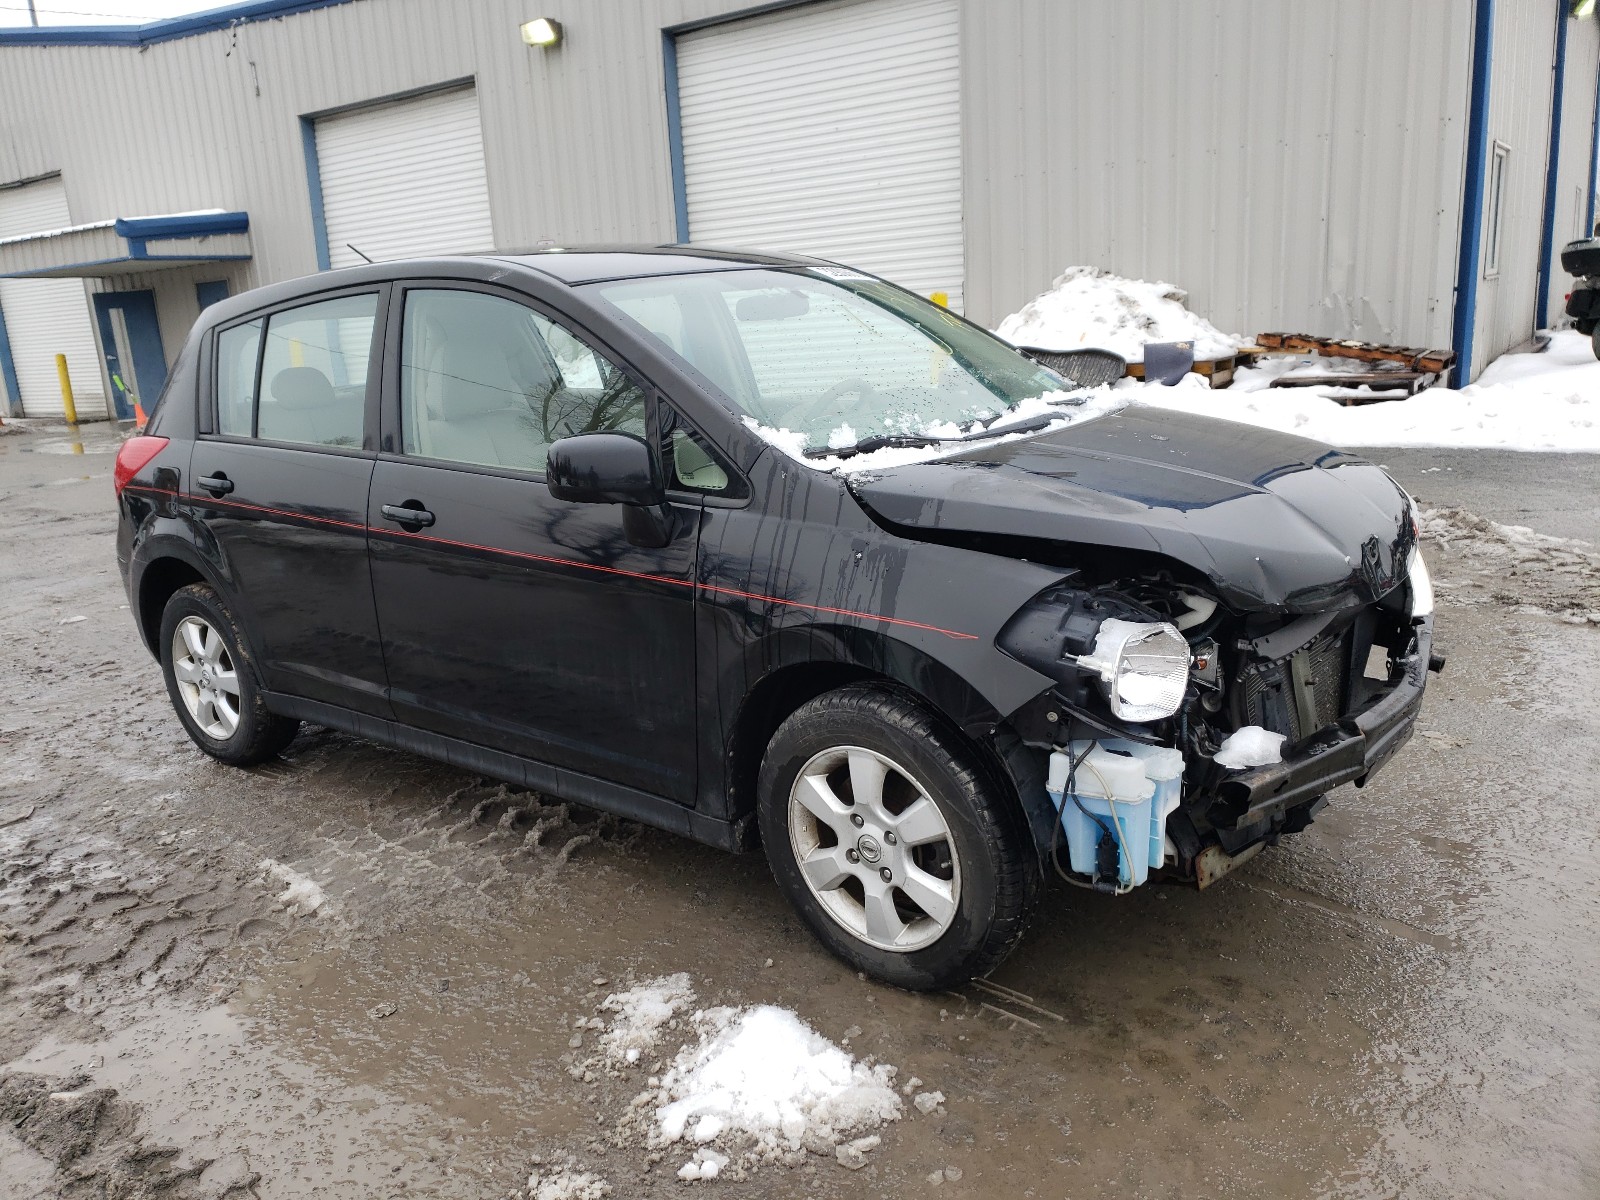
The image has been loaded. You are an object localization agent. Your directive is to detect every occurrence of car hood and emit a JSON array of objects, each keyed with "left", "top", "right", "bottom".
[{"left": 844, "top": 406, "right": 1416, "bottom": 614}]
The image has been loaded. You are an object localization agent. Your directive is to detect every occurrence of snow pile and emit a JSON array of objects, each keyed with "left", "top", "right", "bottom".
[
  {"left": 597, "top": 973, "right": 694, "bottom": 1065},
  {"left": 745, "top": 387, "right": 1129, "bottom": 473},
  {"left": 653, "top": 1005, "right": 902, "bottom": 1159},
  {"left": 994, "top": 266, "right": 1243, "bottom": 363},
  {"left": 1213, "top": 727, "right": 1286, "bottom": 770},
  {"left": 1133, "top": 330, "right": 1600, "bottom": 451},
  {"left": 582, "top": 977, "right": 923, "bottom": 1182},
  {"left": 1419, "top": 506, "right": 1600, "bottom": 621},
  {"left": 259, "top": 859, "right": 327, "bottom": 916}
]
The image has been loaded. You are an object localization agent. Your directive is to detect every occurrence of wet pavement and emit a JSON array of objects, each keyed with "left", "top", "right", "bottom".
[{"left": 1, "top": 420, "right": 1597, "bottom": 1198}]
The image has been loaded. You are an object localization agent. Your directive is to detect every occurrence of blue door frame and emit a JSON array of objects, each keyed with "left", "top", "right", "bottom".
[{"left": 91, "top": 290, "right": 166, "bottom": 420}]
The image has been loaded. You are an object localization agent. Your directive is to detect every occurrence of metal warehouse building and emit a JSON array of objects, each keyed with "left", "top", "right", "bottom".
[{"left": 0, "top": 0, "right": 1596, "bottom": 420}]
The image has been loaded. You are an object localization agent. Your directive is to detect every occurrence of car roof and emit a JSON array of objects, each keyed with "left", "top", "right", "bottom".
[
  {"left": 193, "top": 244, "right": 832, "bottom": 331},
  {"left": 490, "top": 243, "right": 831, "bottom": 283}
]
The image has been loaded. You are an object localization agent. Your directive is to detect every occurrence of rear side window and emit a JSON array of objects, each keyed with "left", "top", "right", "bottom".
[
  {"left": 399, "top": 288, "right": 646, "bottom": 473},
  {"left": 214, "top": 292, "right": 378, "bottom": 448}
]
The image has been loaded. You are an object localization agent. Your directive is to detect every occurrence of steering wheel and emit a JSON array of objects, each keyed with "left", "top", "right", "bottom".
[{"left": 777, "top": 375, "right": 881, "bottom": 426}]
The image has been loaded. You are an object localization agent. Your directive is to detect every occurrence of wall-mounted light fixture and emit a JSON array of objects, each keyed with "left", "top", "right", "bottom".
[
  {"left": 1573, "top": 0, "right": 1595, "bottom": 19},
  {"left": 520, "top": 17, "right": 563, "bottom": 47}
]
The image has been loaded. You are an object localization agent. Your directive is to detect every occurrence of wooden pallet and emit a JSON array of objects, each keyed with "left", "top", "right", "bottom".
[
  {"left": 1256, "top": 332, "right": 1455, "bottom": 374},
  {"left": 1270, "top": 370, "right": 1435, "bottom": 397},
  {"left": 1124, "top": 354, "right": 1236, "bottom": 389}
]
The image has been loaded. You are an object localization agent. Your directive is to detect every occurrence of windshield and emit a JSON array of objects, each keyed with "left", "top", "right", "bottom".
[{"left": 585, "top": 268, "right": 1072, "bottom": 454}]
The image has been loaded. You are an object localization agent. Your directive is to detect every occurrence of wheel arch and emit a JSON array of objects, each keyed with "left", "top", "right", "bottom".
[
  {"left": 132, "top": 540, "right": 228, "bottom": 659},
  {"left": 720, "top": 625, "right": 1035, "bottom": 844}
]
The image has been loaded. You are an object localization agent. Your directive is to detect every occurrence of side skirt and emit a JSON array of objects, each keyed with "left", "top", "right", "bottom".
[{"left": 261, "top": 691, "right": 756, "bottom": 853}]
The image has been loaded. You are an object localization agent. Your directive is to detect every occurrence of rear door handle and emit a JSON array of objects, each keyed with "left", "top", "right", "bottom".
[
  {"left": 197, "top": 473, "right": 234, "bottom": 495},
  {"left": 381, "top": 502, "right": 435, "bottom": 528}
]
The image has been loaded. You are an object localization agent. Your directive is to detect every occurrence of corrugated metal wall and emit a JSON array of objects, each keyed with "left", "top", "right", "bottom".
[
  {"left": 0, "top": 0, "right": 1592, "bottom": 387},
  {"left": 962, "top": 0, "right": 1474, "bottom": 350},
  {"left": 1471, "top": 0, "right": 1560, "bottom": 377},
  {"left": 1544, "top": 12, "right": 1600, "bottom": 327}
]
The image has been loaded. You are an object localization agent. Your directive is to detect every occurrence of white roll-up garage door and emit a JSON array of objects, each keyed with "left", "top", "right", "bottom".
[
  {"left": 676, "top": 0, "right": 965, "bottom": 311},
  {"left": 315, "top": 86, "right": 496, "bottom": 271},
  {"left": 0, "top": 177, "right": 106, "bottom": 419}
]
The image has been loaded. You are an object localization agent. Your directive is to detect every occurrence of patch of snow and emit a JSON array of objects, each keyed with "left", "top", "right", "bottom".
[
  {"left": 994, "top": 266, "right": 1243, "bottom": 363},
  {"left": 652, "top": 1005, "right": 901, "bottom": 1170},
  {"left": 1132, "top": 330, "right": 1600, "bottom": 451},
  {"left": 597, "top": 973, "right": 694, "bottom": 1065},
  {"left": 1213, "top": 727, "right": 1287, "bottom": 770},
  {"left": 525, "top": 1166, "right": 611, "bottom": 1200},
  {"left": 676, "top": 1148, "right": 728, "bottom": 1181},
  {"left": 827, "top": 422, "right": 857, "bottom": 449},
  {"left": 913, "top": 1090, "right": 946, "bottom": 1115},
  {"left": 259, "top": 859, "right": 327, "bottom": 916}
]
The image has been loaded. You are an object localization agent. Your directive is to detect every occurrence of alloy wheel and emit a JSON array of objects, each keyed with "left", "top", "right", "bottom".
[
  {"left": 171, "top": 615, "right": 241, "bottom": 740},
  {"left": 787, "top": 745, "right": 961, "bottom": 952}
]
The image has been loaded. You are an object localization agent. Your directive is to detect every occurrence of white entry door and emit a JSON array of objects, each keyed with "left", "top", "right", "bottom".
[{"left": 676, "top": 0, "right": 965, "bottom": 311}]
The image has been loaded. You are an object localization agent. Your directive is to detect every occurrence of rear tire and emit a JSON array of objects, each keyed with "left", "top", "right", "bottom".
[
  {"left": 159, "top": 583, "right": 299, "bottom": 766},
  {"left": 1592, "top": 323, "right": 1599, "bottom": 361},
  {"left": 757, "top": 684, "right": 1040, "bottom": 990}
]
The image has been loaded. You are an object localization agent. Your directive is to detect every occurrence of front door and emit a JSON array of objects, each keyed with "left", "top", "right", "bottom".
[
  {"left": 92, "top": 290, "right": 166, "bottom": 421},
  {"left": 366, "top": 284, "right": 700, "bottom": 802},
  {"left": 191, "top": 287, "right": 391, "bottom": 717}
]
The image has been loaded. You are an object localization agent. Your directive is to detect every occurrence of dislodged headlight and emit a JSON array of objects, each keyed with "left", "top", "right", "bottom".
[
  {"left": 1408, "top": 546, "right": 1434, "bottom": 617},
  {"left": 1078, "top": 618, "right": 1190, "bottom": 722}
]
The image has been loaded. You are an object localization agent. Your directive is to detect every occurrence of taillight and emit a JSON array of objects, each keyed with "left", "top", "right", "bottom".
[{"left": 114, "top": 435, "right": 169, "bottom": 497}]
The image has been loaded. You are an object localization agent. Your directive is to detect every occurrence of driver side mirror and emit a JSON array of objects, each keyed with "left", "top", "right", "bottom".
[{"left": 546, "top": 432, "right": 664, "bottom": 506}]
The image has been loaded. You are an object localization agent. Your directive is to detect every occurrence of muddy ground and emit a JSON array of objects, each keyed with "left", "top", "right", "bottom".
[{"left": 1, "top": 421, "right": 1597, "bottom": 1199}]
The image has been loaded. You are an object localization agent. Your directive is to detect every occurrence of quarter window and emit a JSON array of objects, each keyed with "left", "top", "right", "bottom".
[
  {"left": 399, "top": 289, "right": 647, "bottom": 473},
  {"left": 215, "top": 319, "right": 262, "bottom": 437}
]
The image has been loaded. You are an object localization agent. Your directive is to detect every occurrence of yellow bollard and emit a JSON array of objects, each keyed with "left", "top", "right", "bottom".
[{"left": 55, "top": 354, "right": 79, "bottom": 424}]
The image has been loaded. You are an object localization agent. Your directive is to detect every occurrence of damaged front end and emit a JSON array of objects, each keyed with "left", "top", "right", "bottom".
[{"left": 997, "top": 549, "right": 1443, "bottom": 893}]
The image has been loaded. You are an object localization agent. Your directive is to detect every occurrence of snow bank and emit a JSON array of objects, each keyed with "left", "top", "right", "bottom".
[
  {"left": 1213, "top": 727, "right": 1286, "bottom": 770},
  {"left": 1132, "top": 330, "right": 1600, "bottom": 451},
  {"left": 597, "top": 973, "right": 694, "bottom": 1065},
  {"left": 994, "top": 266, "right": 1243, "bottom": 363},
  {"left": 259, "top": 859, "right": 327, "bottom": 916},
  {"left": 654, "top": 1005, "right": 902, "bottom": 1155}
]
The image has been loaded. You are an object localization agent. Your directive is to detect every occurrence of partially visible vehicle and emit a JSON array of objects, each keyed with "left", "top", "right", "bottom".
[
  {"left": 114, "top": 246, "right": 1441, "bottom": 990},
  {"left": 1562, "top": 236, "right": 1600, "bottom": 359}
]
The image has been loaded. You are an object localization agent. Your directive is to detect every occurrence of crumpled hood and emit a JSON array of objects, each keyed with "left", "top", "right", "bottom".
[{"left": 845, "top": 406, "right": 1416, "bottom": 614}]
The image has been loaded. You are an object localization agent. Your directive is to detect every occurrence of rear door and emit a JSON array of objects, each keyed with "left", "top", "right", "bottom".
[
  {"left": 365, "top": 282, "right": 700, "bottom": 802},
  {"left": 191, "top": 286, "right": 391, "bottom": 716}
]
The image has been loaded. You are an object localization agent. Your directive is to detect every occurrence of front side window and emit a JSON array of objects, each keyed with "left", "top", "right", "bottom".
[
  {"left": 588, "top": 269, "right": 1067, "bottom": 455},
  {"left": 399, "top": 288, "right": 646, "bottom": 473}
]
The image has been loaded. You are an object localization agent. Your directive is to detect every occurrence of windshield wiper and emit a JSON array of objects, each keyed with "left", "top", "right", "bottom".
[{"left": 804, "top": 413, "right": 1062, "bottom": 461}]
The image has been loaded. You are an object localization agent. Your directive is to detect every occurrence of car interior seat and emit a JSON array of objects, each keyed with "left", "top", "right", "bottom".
[{"left": 261, "top": 366, "right": 361, "bottom": 447}]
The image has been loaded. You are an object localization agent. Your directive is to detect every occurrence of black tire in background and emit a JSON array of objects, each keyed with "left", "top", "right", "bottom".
[
  {"left": 159, "top": 582, "right": 300, "bottom": 766},
  {"left": 757, "top": 683, "right": 1041, "bottom": 990}
]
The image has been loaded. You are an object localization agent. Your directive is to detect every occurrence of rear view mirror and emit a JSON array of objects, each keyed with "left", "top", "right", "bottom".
[
  {"left": 546, "top": 432, "right": 663, "bottom": 506},
  {"left": 735, "top": 290, "right": 810, "bottom": 321}
]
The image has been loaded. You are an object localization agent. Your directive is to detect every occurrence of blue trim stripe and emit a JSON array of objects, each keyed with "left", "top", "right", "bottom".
[
  {"left": 662, "top": 30, "right": 690, "bottom": 244},
  {"left": 0, "top": 0, "right": 354, "bottom": 46},
  {"left": 301, "top": 116, "right": 333, "bottom": 271},
  {"left": 1452, "top": 0, "right": 1496, "bottom": 387},
  {"left": 1536, "top": 6, "right": 1570, "bottom": 332},
  {"left": 113, "top": 211, "right": 249, "bottom": 239},
  {"left": 0, "top": 299, "right": 21, "bottom": 416},
  {"left": 1589, "top": 50, "right": 1600, "bottom": 237}
]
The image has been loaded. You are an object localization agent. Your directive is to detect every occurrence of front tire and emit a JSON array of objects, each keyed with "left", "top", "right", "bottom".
[
  {"left": 159, "top": 583, "right": 299, "bottom": 765},
  {"left": 757, "top": 685, "right": 1040, "bottom": 990}
]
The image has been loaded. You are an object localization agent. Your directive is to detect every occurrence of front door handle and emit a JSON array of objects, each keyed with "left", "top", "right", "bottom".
[
  {"left": 381, "top": 501, "right": 435, "bottom": 529},
  {"left": 197, "top": 473, "right": 234, "bottom": 495}
]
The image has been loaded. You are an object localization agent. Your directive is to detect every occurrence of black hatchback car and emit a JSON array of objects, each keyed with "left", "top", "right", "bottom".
[{"left": 115, "top": 247, "right": 1439, "bottom": 989}]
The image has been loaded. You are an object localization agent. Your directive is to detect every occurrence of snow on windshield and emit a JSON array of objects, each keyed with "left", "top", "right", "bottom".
[{"left": 745, "top": 386, "right": 1129, "bottom": 472}]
